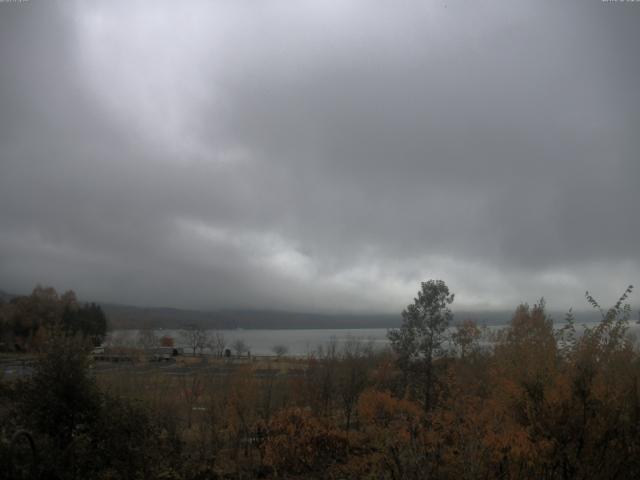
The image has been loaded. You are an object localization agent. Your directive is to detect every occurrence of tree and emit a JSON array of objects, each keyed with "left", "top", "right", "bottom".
[
  {"left": 61, "top": 301, "right": 108, "bottom": 346},
  {"left": 210, "top": 331, "right": 226, "bottom": 357},
  {"left": 6, "top": 286, "right": 108, "bottom": 350},
  {"left": 180, "top": 325, "right": 209, "bottom": 356},
  {"left": 181, "top": 374, "right": 204, "bottom": 428},
  {"left": 12, "top": 326, "right": 173, "bottom": 478},
  {"left": 10, "top": 286, "right": 62, "bottom": 348},
  {"left": 305, "top": 339, "right": 339, "bottom": 417},
  {"left": 80, "top": 302, "right": 108, "bottom": 345},
  {"left": 387, "top": 279, "right": 454, "bottom": 412},
  {"left": 262, "top": 407, "right": 347, "bottom": 476},
  {"left": 337, "top": 337, "right": 371, "bottom": 431},
  {"left": 271, "top": 344, "right": 288, "bottom": 358},
  {"left": 137, "top": 323, "right": 158, "bottom": 350},
  {"left": 451, "top": 319, "right": 482, "bottom": 359},
  {"left": 0, "top": 299, "right": 13, "bottom": 348},
  {"left": 16, "top": 328, "right": 100, "bottom": 451},
  {"left": 232, "top": 339, "right": 249, "bottom": 357}
]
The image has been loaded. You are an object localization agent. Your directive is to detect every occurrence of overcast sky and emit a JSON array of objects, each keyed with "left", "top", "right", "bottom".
[{"left": 0, "top": 0, "right": 638, "bottom": 314}]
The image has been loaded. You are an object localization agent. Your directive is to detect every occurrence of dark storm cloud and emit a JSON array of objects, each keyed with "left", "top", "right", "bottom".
[{"left": 0, "top": 0, "right": 638, "bottom": 313}]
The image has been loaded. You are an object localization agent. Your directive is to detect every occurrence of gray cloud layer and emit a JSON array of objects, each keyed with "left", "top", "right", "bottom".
[{"left": 1, "top": 0, "right": 638, "bottom": 313}]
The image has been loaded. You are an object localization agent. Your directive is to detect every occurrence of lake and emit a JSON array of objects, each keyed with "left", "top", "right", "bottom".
[
  {"left": 109, "top": 320, "right": 636, "bottom": 356},
  {"left": 110, "top": 328, "right": 391, "bottom": 356}
]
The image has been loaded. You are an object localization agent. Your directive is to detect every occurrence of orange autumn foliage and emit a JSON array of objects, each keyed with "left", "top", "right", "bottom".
[{"left": 262, "top": 407, "right": 348, "bottom": 475}]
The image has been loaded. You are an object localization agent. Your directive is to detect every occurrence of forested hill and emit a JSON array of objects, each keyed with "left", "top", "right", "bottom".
[
  {"left": 102, "top": 303, "right": 603, "bottom": 330},
  {"left": 0, "top": 289, "right": 15, "bottom": 303},
  {"left": 102, "top": 304, "right": 401, "bottom": 330},
  {"left": 1, "top": 288, "right": 605, "bottom": 329}
]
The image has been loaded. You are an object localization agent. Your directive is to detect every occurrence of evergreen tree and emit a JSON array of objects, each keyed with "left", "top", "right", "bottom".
[{"left": 388, "top": 279, "right": 454, "bottom": 411}]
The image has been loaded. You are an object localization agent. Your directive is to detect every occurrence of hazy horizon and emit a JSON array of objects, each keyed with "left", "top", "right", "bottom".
[{"left": 2, "top": 286, "right": 629, "bottom": 328}]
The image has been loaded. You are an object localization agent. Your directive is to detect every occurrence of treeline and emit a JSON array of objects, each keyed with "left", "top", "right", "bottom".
[
  {"left": 1, "top": 281, "right": 639, "bottom": 479},
  {"left": 0, "top": 285, "right": 107, "bottom": 351}
]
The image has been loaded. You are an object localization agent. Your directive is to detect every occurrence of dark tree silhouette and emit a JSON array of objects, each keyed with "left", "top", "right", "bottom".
[{"left": 388, "top": 279, "right": 454, "bottom": 411}]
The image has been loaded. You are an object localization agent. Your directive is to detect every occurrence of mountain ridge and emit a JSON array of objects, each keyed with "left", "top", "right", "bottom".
[{"left": 0, "top": 288, "right": 613, "bottom": 329}]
